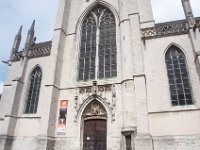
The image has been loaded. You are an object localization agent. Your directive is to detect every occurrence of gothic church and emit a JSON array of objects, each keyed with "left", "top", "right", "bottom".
[{"left": 0, "top": 0, "right": 200, "bottom": 150}]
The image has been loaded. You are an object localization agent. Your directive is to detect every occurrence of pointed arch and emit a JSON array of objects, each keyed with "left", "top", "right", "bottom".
[
  {"left": 76, "top": 95, "right": 113, "bottom": 150},
  {"left": 82, "top": 100, "right": 107, "bottom": 120},
  {"left": 75, "top": 1, "right": 119, "bottom": 33},
  {"left": 81, "top": 98, "right": 108, "bottom": 150},
  {"left": 165, "top": 45, "right": 193, "bottom": 106},
  {"left": 164, "top": 43, "right": 186, "bottom": 56},
  {"left": 24, "top": 66, "right": 42, "bottom": 113},
  {"left": 76, "top": 95, "right": 112, "bottom": 122},
  {"left": 78, "top": 4, "right": 117, "bottom": 81}
]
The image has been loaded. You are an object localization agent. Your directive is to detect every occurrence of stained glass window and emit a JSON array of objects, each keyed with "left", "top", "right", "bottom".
[
  {"left": 165, "top": 46, "right": 193, "bottom": 106},
  {"left": 25, "top": 66, "right": 42, "bottom": 113},
  {"left": 78, "top": 5, "right": 117, "bottom": 81}
]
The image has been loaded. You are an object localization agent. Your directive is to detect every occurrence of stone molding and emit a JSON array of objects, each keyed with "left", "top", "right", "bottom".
[
  {"left": 12, "top": 41, "right": 52, "bottom": 61},
  {"left": 74, "top": 82, "right": 117, "bottom": 122},
  {"left": 142, "top": 17, "right": 200, "bottom": 39},
  {"left": 142, "top": 20, "right": 188, "bottom": 39}
]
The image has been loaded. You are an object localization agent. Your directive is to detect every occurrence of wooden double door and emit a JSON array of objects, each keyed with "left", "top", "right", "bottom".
[{"left": 83, "top": 119, "right": 107, "bottom": 150}]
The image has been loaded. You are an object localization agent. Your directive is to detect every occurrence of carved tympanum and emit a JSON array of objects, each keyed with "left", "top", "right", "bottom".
[{"left": 83, "top": 100, "right": 107, "bottom": 119}]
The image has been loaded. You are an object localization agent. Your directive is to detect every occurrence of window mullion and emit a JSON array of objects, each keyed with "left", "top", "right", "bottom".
[
  {"left": 170, "top": 51, "right": 179, "bottom": 105},
  {"left": 110, "top": 26, "right": 112, "bottom": 77},
  {"left": 177, "top": 55, "right": 186, "bottom": 104},
  {"left": 89, "top": 25, "right": 92, "bottom": 80},
  {"left": 104, "top": 33, "right": 106, "bottom": 78},
  {"left": 84, "top": 31, "right": 87, "bottom": 80},
  {"left": 95, "top": 26, "right": 100, "bottom": 80},
  {"left": 29, "top": 73, "right": 37, "bottom": 113},
  {"left": 32, "top": 72, "right": 40, "bottom": 113}
]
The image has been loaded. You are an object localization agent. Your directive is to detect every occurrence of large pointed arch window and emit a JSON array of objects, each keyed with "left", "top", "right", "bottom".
[
  {"left": 25, "top": 66, "right": 42, "bottom": 113},
  {"left": 165, "top": 46, "right": 193, "bottom": 106},
  {"left": 78, "top": 5, "right": 117, "bottom": 81}
]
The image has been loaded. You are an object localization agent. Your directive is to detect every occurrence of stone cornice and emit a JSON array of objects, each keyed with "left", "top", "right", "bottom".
[{"left": 142, "top": 17, "right": 200, "bottom": 39}]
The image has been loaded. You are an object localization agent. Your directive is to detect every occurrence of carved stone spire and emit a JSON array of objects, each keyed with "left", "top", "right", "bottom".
[
  {"left": 181, "top": 0, "right": 195, "bottom": 28},
  {"left": 10, "top": 25, "right": 22, "bottom": 60},
  {"left": 24, "top": 20, "right": 36, "bottom": 55}
]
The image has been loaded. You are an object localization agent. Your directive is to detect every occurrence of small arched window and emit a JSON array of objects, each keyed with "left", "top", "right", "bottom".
[
  {"left": 25, "top": 66, "right": 42, "bottom": 113},
  {"left": 165, "top": 46, "right": 193, "bottom": 106},
  {"left": 78, "top": 5, "right": 117, "bottom": 81}
]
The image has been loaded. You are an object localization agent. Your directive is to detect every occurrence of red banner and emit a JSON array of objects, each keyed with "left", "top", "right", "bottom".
[{"left": 57, "top": 100, "right": 68, "bottom": 134}]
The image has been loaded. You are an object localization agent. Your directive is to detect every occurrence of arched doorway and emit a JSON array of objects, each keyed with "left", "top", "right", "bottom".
[{"left": 82, "top": 100, "right": 107, "bottom": 150}]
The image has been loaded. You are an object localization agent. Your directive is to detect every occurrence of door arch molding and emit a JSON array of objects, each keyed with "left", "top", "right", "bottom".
[
  {"left": 82, "top": 100, "right": 107, "bottom": 150},
  {"left": 76, "top": 95, "right": 112, "bottom": 150},
  {"left": 75, "top": 94, "right": 113, "bottom": 150},
  {"left": 75, "top": 95, "right": 112, "bottom": 123}
]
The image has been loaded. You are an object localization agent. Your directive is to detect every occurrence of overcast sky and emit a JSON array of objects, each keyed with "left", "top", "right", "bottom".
[{"left": 0, "top": 0, "right": 200, "bottom": 93}]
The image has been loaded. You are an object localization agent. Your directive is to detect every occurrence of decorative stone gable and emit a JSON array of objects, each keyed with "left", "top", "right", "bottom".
[{"left": 74, "top": 81, "right": 116, "bottom": 122}]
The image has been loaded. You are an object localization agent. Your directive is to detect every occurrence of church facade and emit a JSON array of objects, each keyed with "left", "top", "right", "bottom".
[{"left": 0, "top": 0, "right": 200, "bottom": 150}]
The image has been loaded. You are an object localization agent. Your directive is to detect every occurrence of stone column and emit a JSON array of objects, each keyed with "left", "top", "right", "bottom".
[
  {"left": 136, "top": 0, "right": 155, "bottom": 28},
  {"left": 182, "top": 0, "right": 200, "bottom": 80},
  {"left": 0, "top": 78, "right": 24, "bottom": 149},
  {"left": 134, "top": 76, "right": 153, "bottom": 150},
  {"left": 128, "top": 0, "right": 154, "bottom": 149},
  {"left": 0, "top": 20, "right": 31, "bottom": 148},
  {"left": 44, "top": 0, "right": 72, "bottom": 146},
  {"left": 118, "top": 2, "right": 138, "bottom": 149},
  {"left": 119, "top": 0, "right": 134, "bottom": 80}
]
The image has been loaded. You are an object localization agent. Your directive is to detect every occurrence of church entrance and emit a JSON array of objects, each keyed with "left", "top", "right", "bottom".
[
  {"left": 83, "top": 119, "right": 107, "bottom": 150},
  {"left": 82, "top": 100, "right": 107, "bottom": 150}
]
